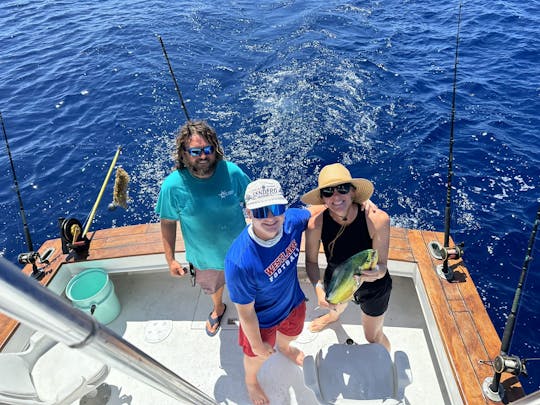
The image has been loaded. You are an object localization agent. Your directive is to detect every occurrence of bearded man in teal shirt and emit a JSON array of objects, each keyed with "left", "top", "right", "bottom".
[{"left": 155, "top": 120, "right": 250, "bottom": 336}]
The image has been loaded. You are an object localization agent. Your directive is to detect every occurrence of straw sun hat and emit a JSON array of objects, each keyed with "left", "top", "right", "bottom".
[{"left": 301, "top": 163, "right": 374, "bottom": 205}]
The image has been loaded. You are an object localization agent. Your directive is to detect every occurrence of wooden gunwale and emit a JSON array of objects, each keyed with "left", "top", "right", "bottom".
[{"left": 0, "top": 223, "right": 524, "bottom": 403}]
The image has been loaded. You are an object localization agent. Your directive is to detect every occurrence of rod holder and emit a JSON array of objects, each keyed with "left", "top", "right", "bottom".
[{"left": 483, "top": 377, "right": 505, "bottom": 402}]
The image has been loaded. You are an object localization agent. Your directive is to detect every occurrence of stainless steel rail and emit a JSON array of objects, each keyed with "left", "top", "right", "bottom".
[{"left": 0, "top": 257, "right": 216, "bottom": 405}]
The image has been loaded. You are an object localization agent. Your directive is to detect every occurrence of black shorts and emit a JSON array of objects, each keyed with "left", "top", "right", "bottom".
[
  {"left": 353, "top": 270, "right": 392, "bottom": 317},
  {"left": 324, "top": 265, "right": 392, "bottom": 317}
]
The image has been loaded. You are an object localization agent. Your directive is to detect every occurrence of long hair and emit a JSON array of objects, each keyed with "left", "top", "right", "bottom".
[{"left": 174, "top": 120, "right": 225, "bottom": 169}]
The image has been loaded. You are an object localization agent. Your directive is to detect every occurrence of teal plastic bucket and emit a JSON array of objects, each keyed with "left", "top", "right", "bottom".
[{"left": 65, "top": 268, "right": 121, "bottom": 324}]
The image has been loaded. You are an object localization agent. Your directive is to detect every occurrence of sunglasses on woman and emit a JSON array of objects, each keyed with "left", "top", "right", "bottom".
[
  {"left": 185, "top": 145, "right": 215, "bottom": 157},
  {"left": 251, "top": 204, "right": 287, "bottom": 219},
  {"left": 320, "top": 183, "right": 354, "bottom": 198}
]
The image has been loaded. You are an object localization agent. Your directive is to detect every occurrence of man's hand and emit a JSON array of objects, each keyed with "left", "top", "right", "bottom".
[{"left": 168, "top": 259, "right": 187, "bottom": 277}]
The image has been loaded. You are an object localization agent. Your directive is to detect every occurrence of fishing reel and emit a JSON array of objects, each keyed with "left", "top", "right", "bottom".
[
  {"left": 493, "top": 354, "right": 528, "bottom": 377},
  {"left": 59, "top": 217, "right": 90, "bottom": 256},
  {"left": 18, "top": 248, "right": 54, "bottom": 281},
  {"left": 428, "top": 241, "right": 464, "bottom": 261},
  {"left": 428, "top": 241, "right": 465, "bottom": 281},
  {"left": 18, "top": 251, "right": 42, "bottom": 265}
]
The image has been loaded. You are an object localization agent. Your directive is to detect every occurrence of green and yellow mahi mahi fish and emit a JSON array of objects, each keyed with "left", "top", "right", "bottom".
[{"left": 325, "top": 249, "right": 378, "bottom": 305}]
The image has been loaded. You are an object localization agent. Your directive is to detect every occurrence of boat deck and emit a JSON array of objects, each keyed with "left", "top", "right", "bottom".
[{"left": 1, "top": 223, "right": 525, "bottom": 404}]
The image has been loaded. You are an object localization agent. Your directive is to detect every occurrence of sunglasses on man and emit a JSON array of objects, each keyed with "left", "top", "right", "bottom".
[
  {"left": 185, "top": 145, "right": 215, "bottom": 157},
  {"left": 250, "top": 204, "right": 287, "bottom": 219},
  {"left": 320, "top": 183, "right": 354, "bottom": 198}
]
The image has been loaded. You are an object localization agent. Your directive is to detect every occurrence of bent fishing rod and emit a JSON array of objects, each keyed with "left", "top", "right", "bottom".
[
  {"left": 483, "top": 203, "right": 540, "bottom": 401},
  {"left": 58, "top": 146, "right": 123, "bottom": 257},
  {"left": 158, "top": 35, "right": 191, "bottom": 123},
  {"left": 428, "top": 3, "right": 464, "bottom": 280},
  {"left": 1, "top": 112, "right": 49, "bottom": 280}
]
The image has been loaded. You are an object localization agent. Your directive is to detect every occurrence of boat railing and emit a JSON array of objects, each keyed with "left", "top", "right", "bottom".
[{"left": 0, "top": 256, "right": 217, "bottom": 405}]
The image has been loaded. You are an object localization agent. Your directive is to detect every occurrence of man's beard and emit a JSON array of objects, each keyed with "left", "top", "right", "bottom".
[{"left": 186, "top": 158, "right": 217, "bottom": 177}]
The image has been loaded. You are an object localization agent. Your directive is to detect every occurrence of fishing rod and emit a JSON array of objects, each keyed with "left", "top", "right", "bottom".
[
  {"left": 428, "top": 3, "right": 464, "bottom": 281},
  {"left": 1, "top": 112, "right": 33, "bottom": 252},
  {"left": 157, "top": 35, "right": 191, "bottom": 123},
  {"left": 483, "top": 203, "right": 540, "bottom": 401},
  {"left": 1, "top": 112, "right": 50, "bottom": 280},
  {"left": 82, "top": 146, "right": 122, "bottom": 238},
  {"left": 59, "top": 147, "right": 123, "bottom": 257}
]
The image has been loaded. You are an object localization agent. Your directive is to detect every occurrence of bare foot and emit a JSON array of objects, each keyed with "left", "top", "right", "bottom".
[
  {"left": 280, "top": 345, "right": 305, "bottom": 366},
  {"left": 246, "top": 380, "right": 269, "bottom": 405},
  {"left": 309, "top": 312, "right": 339, "bottom": 332}
]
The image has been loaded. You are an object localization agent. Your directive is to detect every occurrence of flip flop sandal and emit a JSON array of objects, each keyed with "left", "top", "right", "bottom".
[{"left": 206, "top": 304, "right": 227, "bottom": 337}]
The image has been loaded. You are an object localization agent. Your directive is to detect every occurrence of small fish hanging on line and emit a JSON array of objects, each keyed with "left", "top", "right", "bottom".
[{"left": 108, "top": 167, "right": 130, "bottom": 210}]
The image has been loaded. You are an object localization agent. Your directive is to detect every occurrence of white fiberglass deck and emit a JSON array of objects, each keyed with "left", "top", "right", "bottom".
[{"left": 86, "top": 269, "right": 450, "bottom": 405}]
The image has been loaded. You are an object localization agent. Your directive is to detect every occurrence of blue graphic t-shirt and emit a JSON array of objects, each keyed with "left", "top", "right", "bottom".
[
  {"left": 224, "top": 208, "right": 310, "bottom": 328},
  {"left": 155, "top": 160, "right": 250, "bottom": 270}
]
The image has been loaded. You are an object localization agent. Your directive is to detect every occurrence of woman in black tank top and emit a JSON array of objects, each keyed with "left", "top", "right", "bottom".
[{"left": 302, "top": 163, "right": 392, "bottom": 351}]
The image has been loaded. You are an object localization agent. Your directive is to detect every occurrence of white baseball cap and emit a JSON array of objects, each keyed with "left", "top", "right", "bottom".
[{"left": 244, "top": 179, "right": 288, "bottom": 209}]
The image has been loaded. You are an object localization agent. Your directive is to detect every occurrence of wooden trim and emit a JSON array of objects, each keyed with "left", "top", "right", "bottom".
[{"left": 407, "top": 229, "right": 523, "bottom": 403}]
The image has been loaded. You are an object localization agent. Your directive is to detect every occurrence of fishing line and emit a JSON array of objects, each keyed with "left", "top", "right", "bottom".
[{"left": 157, "top": 35, "right": 191, "bottom": 123}]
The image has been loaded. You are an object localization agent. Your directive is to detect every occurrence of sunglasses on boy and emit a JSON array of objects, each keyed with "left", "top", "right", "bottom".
[
  {"left": 250, "top": 204, "right": 287, "bottom": 219},
  {"left": 185, "top": 145, "right": 215, "bottom": 157},
  {"left": 320, "top": 183, "right": 354, "bottom": 198}
]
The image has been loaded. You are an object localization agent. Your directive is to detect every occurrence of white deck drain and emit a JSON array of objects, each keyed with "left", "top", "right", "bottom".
[{"left": 144, "top": 320, "right": 173, "bottom": 343}]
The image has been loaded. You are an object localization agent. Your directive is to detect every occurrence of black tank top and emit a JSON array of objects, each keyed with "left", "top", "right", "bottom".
[
  {"left": 321, "top": 203, "right": 391, "bottom": 300},
  {"left": 321, "top": 203, "right": 372, "bottom": 267}
]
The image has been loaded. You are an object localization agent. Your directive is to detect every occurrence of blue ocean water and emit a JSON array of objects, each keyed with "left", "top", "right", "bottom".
[{"left": 1, "top": 0, "right": 539, "bottom": 394}]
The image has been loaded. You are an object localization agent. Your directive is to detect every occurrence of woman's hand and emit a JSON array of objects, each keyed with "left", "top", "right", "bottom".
[
  {"left": 355, "top": 264, "right": 386, "bottom": 283},
  {"left": 361, "top": 199, "right": 378, "bottom": 213}
]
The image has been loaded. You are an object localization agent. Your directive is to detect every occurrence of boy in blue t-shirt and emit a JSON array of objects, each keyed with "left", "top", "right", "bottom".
[{"left": 225, "top": 179, "right": 310, "bottom": 405}]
